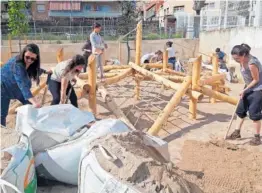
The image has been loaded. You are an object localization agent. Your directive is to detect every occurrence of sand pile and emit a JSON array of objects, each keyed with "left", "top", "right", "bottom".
[
  {"left": 89, "top": 131, "right": 202, "bottom": 193},
  {"left": 1, "top": 126, "right": 20, "bottom": 174},
  {"left": 177, "top": 140, "right": 262, "bottom": 193}
]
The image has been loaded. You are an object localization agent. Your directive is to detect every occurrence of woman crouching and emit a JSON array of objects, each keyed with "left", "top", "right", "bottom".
[{"left": 49, "top": 55, "right": 85, "bottom": 107}]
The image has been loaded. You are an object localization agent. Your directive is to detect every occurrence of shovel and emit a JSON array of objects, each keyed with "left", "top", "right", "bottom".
[
  {"left": 224, "top": 99, "right": 240, "bottom": 140},
  {"left": 65, "top": 81, "right": 76, "bottom": 104}
]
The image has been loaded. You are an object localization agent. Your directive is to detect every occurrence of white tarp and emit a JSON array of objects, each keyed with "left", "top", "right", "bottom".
[
  {"left": 35, "top": 119, "right": 130, "bottom": 185},
  {"left": 15, "top": 105, "right": 95, "bottom": 154},
  {"left": 1, "top": 135, "right": 37, "bottom": 193}
]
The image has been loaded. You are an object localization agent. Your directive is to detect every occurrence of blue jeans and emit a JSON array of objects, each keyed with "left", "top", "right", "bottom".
[
  {"left": 1, "top": 83, "right": 30, "bottom": 126},
  {"left": 168, "top": 58, "right": 176, "bottom": 70}
]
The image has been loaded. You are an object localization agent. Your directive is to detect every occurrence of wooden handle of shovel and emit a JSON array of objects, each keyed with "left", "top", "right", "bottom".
[{"left": 224, "top": 99, "right": 241, "bottom": 140}]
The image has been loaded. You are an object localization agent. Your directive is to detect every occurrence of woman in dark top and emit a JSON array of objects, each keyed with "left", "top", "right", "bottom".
[
  {"left": 1, "top": 43, "right": 49, "bottom": 126},
  {"left": 82, "top": 39, "right": 92, "bottom": 72},
  {"left": 228, "top": 43, "right": 262, "bottom": 145}
]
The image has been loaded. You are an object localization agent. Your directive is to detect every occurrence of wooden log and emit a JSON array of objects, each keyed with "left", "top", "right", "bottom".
[
  {"left": 163, "top": 50, "right": 168, "bottom": 70},
  {"left": 101, "top": 68, "right": 133, "bottom": 86},
  {"left": 189, "top": 91, "right": 197, "bottom": 119},
  {"left": 88, "top": 54, "right": 97, "bottom": 115},
  {"left": 211, "top": 54, "right": 219, "bottom": 103},
  {"left": 192, "top": 55, "right": 202, "bottom": 90},
  {"left": 135, "top": 21, "right": 142, "bottom": 66},
  {"left": 103, "top": 65, "right": 130, "bottom": 72},
  {"left": 198, "top": 74, "right": 226, "bottom": 86},
  {"left": 78, "top": 72, "right": 120, "bottom": 79},
  {"left": 56, "top": 48, "right": 64, "bottom": 63},
  {"left": 164, "top": 68, "right": 186, "bottom": 77},
  {"left": 98, "top": 86, "right": 136, "bottom": 130},
  {"left": 135, "top": 78, "right": 140, "bottom": 100},
  {"left": 9, "top": 81, "right": 47, "bottom": 114},
  {"left": 196, "top": 86, "right": 238, "bottom": 105},
  {"left": 148, "top": 76, "right": 192, "bottom": 135},
  {"left": 162, "top": 75, "right": 185, "bottom": 83},
  {"left": 130, "top": 62, "right": 202, "bottom": 99},
  {"left": 144, "top": 63, "right": 172, "bottom": 70}
]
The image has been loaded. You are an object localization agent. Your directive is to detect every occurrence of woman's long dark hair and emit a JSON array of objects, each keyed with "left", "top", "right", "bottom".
[
  {"left": 16, "top": 43, "right": 41, "bottom": 84},
  {"left": 62, "top": 54, "right": 85, "bottom": 76}
]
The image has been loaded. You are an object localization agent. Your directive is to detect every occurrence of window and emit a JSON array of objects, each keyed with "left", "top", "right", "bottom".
[
  {"left": 85, "top": 5, "right": 92, "bottom": 11},
  {"left": 164, "top": 9, "right": 166, "bottom": 15},
  {"left": 167, "top": 7, "right": 169, "bottom": 14},
  {"left": 173, "top": 6, "right": 184, "bottom": 13},
  {"left": 37, "top": 4, "right": 45, "bottom": 13}
]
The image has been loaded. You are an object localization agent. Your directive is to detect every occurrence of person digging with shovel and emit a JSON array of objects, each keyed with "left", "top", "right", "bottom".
[
  {"left": 48, "top": 54, "right": 85, "bottom": 107},
  {"left": 227, "top": 43, "right": 262, "bottom": 146}
]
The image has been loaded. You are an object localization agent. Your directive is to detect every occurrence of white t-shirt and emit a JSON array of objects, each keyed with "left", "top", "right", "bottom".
[
  {"left": 51, "top": 59, "right": 76, "bottom": 82},
  {"left": 141, "top": 53, "right": 156, "bottom": 63},
  {"left": 166, "top": 47, "right": 175, "bottom": 58}
]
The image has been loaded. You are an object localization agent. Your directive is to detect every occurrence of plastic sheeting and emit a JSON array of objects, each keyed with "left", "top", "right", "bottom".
[
  {"left": 35, "top": 119, "right": 130, "bottom": 185},
  {"left": 15, "top": 105, "right": 95, "bottom": 154},
  {"left": 1, "top": 135, "right": 37, "bottom": 193}
]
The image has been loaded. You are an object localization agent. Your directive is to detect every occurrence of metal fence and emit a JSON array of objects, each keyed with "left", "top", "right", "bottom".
[{"left": 200, "top": 0, "right": 262, "bottom": 31}]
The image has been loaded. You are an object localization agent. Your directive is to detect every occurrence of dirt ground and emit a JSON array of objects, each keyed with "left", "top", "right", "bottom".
[{"left": 3, "top": 63, "right": 262, "bottom": 193}]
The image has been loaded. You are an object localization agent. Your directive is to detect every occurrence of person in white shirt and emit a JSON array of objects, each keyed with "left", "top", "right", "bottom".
[
  {"left": 141, "top": 50, "right": 163, "bottom": 64},
  {"left": 166, "top": 41, "right": 176, "bottom": 70}
]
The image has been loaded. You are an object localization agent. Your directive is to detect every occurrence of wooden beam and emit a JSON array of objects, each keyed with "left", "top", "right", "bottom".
[
  {"left": 148, "top": 76, "right": 192, "bottom": 135},
  {"left": 198, "top": 74, "right": 226, "bottom": 86},
  {"left": 98, "top": 86, "right": 136, "bottom": 131},
  {"left": 103, "top": 65, "right": 130, "bottom": 72},
  {"left": 130, "top": 62, "right": 181, "bottom": 90},
  {"left": 196, "top": 86, "right": 238, "bottom": 105},
  {"left": 56, "top": 48, "right": 64, "bottom": 63},
  {"left": 211, "top": 54, "right": 219, "bottom": 103},
  {"left": 101, "top": 68, "right": 133, "bottom": 86},
  {"left": 135, "top": 21, "right": 142, "bottom": 66},
  {"left": 163, "top": 50, "right": 168, "bottom": 70},
  {"left": 192, "top": 55, "right": 202, "bottom": 90},
  {"left": 164, "top": 69, "right": 186, "bottom": 77},
  {"left": 144, "top": 63, "right": 172, "bottom": 70},
  {"left": 88, "top": 54, "right": 97, "bottom": 115}
]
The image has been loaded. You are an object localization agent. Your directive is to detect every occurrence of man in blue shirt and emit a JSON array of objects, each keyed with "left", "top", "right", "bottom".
[{"left": 216, "top": 48, "right": 228, "bottom": 72}]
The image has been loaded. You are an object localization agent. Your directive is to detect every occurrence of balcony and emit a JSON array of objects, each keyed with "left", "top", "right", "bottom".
[{"left": 49, "top": 10, "right": 122, "bottom": 18}]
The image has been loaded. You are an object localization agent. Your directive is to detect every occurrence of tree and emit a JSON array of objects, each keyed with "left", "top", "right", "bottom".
[
  {"left": 8, "top": 1, "right": 30, "bottom": 51},
  {"left": 117, "top": 1, "right": 140, "bottom": 64}
]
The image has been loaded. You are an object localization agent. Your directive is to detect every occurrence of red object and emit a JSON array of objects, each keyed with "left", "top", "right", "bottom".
[{"left": 49, "top": 1, "right": 81, "bottom": 11}]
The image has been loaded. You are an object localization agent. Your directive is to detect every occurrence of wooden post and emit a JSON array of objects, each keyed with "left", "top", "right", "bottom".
[
  {"left": 8, "top": 34, "right": 12, "bottom": 58},
  {"left": 135, "top": 21, "right": 142, "bottom": 66},
  {"left": 88, "top": 55, "right": 97, "bottom": 115},
  {"left": 135, "top": 21, "right": 142, "bottom": 100},
  {"left": 192, "top": 55, "right": 202, "bottom": 90},
  {"left": 148, "top": 76, "right": 192, "bottom": 135},
  {"left": 118, "top": 41, "right": 121, "bottom": 64},
  {"left": 163, "top": 50, "right": 168, "bottom": 71},
  {"left": 211, "top": 54, "right": 219, "bottom": 103},
  {"left": 24, "top": 35, "right": 27, "bottom": 45},
  {"left": 56, "top": 48, "right": 64, "bottom": 63},
  {"left": 190, "top": 55, "right": 202, "bottom": 119}
]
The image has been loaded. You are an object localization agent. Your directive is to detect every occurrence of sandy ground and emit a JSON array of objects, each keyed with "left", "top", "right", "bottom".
[{"left": 3, "top": 66, "right": 262, "bottom": 193}]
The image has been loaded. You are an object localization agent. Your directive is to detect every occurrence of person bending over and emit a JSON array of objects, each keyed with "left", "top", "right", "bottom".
[{"left": 49, "top": 55, "right": 85, "bottom": 107}]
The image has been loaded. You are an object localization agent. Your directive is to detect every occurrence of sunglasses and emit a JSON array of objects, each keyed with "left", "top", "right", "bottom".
[{"left": 25, "top": 56, "right": 36, "bottom": 62}]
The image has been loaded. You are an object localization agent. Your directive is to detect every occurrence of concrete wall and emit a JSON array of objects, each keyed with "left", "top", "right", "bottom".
[
  {"left": 1, "top": 39, "right": 199, "bottom": 64},
  {"left": 199, "top": 27, "right": 262, "bottom": 64}
]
